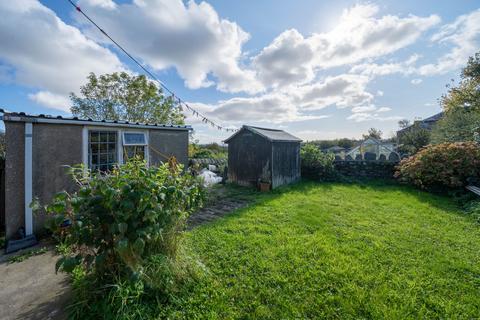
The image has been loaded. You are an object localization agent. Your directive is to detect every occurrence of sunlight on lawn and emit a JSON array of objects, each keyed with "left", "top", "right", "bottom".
[{"left": 169, "top": 182, "right": 480, "bottom": 319}]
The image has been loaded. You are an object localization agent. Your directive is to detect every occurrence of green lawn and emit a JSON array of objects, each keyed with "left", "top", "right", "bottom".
[{"left": 167, "top": 181, "right": 480, "bottom": 319}]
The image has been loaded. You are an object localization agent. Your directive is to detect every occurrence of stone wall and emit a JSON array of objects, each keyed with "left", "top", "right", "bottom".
[{"left": 333, "top": 160, "right": 398, "bottom": 180}]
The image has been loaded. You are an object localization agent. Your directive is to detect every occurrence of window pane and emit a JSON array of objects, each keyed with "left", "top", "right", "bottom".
[
  {"left": 99, "top": 132, "right": 109, "bottom": 142},
  {"left": 108, "top": 132, "right": 117, "bottom": 143},
  {"left": 123, "top": 132, "right": 146, "bottom": 145},
  {"left": 108, "top": 152, "right": 116, "bottom": 163},
  {"left": 123, "top": 145, "right": 145, "bottom": 163},
  {"left": 89, "top": 131, "right": 117, "bottom": 172},
  {"left": 90, "top": 132, "right": 99, "bottom": 143},
  {"left": 99, "top": 143, "right": 108, "bottom": 153}
]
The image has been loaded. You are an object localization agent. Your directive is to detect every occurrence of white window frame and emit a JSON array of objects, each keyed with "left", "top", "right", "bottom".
[
  {"left": 82, "top": 126, "right": 149, "bottom": 168},
  {"left": 122, "top": 131, "right": 148, "bottom": 146},
  {"left": 121, "top": 130, "right": 149, "bottom": 166}
]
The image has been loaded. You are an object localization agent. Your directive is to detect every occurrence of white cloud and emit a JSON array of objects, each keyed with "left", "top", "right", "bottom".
[
  {"left": 347, "top": 113, "right": 401, "bottom": 122},
  {"left": 377, "top": 107, "right": 392, "bottom": 112},
  {"left": 352, "top": 105, "right": 377, "bottom": 113},
  {"left": 0, "top": 1, "right": 475, "bottom": 135},
  {"left": 293, "top": 74, "right": 374, "bottom": 111},
  {"left": 77, "top": 0, "right": 262, "bottom": 94},
  {"left": 293, "top": 129, "right": 341, "bottom": 141},
  {"left": 418, "top": 9, "right": 480, "bottom": 75},
  {"left": 411, "top": 78, "right": 423, "bottom": 84},
  {"left": 188, "top": 94, "right": 329, "bottom": 124},
  {"left": 187, "top": 73, "right": 376, "bottom": 124},
  {"left": 28, "top": 91, "right": 71, "bottom": 111},
  {"left": 0, "top": 0, "right": 124, "bottom": 110},
  {"left": 349, "top": 105, "right": 395, "bottom": 121},
  {"left": 253, "top": 29, "right": 315, "bottom": 88},
  {"left": 252, "top": 4, "right": 439, "bottom": 89},
  {"left": 349, "top": 54, "right": 420, "bottom": 78}
]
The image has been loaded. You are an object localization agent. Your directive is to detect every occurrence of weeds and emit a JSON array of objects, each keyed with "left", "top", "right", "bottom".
[{"left": 8, "top": 247, "right": 48, "bottom": 263}]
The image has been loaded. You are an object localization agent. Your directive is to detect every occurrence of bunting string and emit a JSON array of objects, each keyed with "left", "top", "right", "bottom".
[{"left": 67, "top": 0, "right": 237, "bottom": 133}]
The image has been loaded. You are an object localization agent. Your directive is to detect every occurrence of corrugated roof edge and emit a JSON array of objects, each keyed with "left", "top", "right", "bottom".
[
  {"left": 223, "top": 125, "right": 302, "bottom": 143},
  {"left": 0, "top": 109, "right": 192, "bottom": 131}
]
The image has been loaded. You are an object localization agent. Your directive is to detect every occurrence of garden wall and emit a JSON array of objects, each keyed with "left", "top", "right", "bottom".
[{"left": 333, "top": 160, "right": 398, "bottom": 179}]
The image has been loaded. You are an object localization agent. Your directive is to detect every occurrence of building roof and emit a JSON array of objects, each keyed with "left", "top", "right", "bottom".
[
  {"left": 397, "top": 112, "right": 444, "bottom": 133},
  {"left": 0, "top": 109, "right": 192, "bottom": 131},
  {"left": 224, "top": 125, "right": 302, "bottom": 143},
  {"left": 422, "top": 112, "right": 444, "bottom": 123}
]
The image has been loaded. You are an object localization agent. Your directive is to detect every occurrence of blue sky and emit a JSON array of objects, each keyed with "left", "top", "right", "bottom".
[{"left": 0, "top": 0, "right": 479, "bottom": 142}]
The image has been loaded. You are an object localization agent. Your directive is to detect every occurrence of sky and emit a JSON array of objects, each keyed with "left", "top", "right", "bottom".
[{"left": 0, "top": 0, "right": 479, "bottom": 143}]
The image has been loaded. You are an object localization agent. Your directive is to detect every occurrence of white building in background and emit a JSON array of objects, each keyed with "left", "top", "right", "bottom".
[{"left": 345, "top": 138, "right": 399, "bottom": 161}]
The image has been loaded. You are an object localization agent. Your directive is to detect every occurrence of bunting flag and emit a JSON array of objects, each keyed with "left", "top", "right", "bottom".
[{"left": 68, "top": 0, "right": 236, "bottom": 134}]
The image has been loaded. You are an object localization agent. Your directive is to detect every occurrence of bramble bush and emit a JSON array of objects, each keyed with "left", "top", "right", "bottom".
[
  {"left": 44, "top": 159, "right": 204, "bottom": 282},
  {"left": 300, "top": 143, "right": 336, "bottom": 180},
  {"left": 394, "top": 142, "right": 480, "bottom": 191}
]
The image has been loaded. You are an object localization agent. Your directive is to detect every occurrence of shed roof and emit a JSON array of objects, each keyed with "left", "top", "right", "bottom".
[
  {"left": 224, "top": 125, "right": 301, "bottom": 143},
  {"left": 0, "top": 109, "right": 192, "bottom": 131}
]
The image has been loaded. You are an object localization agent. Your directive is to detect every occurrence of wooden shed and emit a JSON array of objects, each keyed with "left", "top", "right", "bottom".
[{"left": 224, "top": 125, "right": 302, "bottom": 189}]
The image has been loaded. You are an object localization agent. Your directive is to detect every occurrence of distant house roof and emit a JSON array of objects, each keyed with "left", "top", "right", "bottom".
[
  {"left": 422, "top": 112, "right": 444, "bottom": 123},
  {"left": 224, "top": 125, "right": 302, "bottom": 143},
  {"left": 0, "top": 109, "right": 192, "bottom": 131}
]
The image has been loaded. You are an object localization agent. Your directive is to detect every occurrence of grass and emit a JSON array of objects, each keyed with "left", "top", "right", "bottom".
[{"left": 162, "top": 181, "right": 480, "bottom": 319}]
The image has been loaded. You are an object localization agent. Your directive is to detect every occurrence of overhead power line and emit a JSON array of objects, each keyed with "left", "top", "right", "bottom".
[{"left": 66, "top": 0, "right": 236, "bottom": 132}]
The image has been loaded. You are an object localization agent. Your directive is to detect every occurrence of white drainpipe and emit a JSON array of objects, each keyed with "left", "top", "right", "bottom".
[{"left": 24, "top": 122, "right": 33, "bottom": 236}]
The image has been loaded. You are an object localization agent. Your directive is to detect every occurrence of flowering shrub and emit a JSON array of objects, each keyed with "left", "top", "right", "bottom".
[
  {"left": 394, "top": 142, "right": 480, "bottom": 190},
  {"left": 300, "top": 143, "right": 336, "bottom": 180},
  {"left": 44, "top": 159, "right": 204, "bottom": 282}
]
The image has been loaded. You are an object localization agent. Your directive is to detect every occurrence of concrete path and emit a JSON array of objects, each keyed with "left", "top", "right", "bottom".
[{"left": 0, "top": 245, "right": 70, "bottom": 320}]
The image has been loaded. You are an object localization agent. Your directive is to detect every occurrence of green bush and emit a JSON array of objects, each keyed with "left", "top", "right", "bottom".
[
  {"left": 44, "top": 159, "right": 204, "bottom": 282},
  {"left": 300, "top": 143, "right": 336, "bottom": 180},
  {"left": 394, "top": 142, "right": 480, "bottom": 191}
]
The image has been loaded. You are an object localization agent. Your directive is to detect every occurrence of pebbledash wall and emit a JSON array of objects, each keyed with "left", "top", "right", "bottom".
[
  {"left": 333, "top": 160, "right": 399, "bottom": 179},
  {"left": 3, "top": 112, "right": 191, "bottom": 240}
]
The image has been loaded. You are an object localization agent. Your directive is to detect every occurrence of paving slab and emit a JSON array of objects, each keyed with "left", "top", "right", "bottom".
[{"left": 0, "top": 246, "right": 71, "bottom": 320}]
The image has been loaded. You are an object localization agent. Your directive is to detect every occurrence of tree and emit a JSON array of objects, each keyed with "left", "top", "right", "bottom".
[
  {"left": 398, "top": 119, "right": 411, "bottom": 129},
  {"left": 70, "top": 72, "right": 184, "bottom": 125},
  {"left": 430, "top": 108, "right": 480, "bottom": 143},
  {"left": 397, "top": 123, "right": 430, "bottom": 154},
  {"left": 432, "top": 51, "right": 480, "bottom": 143},
  {"left": 362, "top": 128, "right": 382, "bottom": 140},
  {"left": 308, "top": 138, "right": 357, "bottom": 150},
  {"left": 441, "top": 52, "right": 480, "bottom": 112}
]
